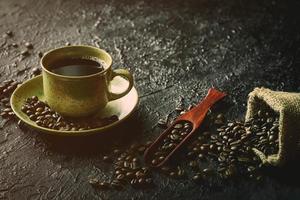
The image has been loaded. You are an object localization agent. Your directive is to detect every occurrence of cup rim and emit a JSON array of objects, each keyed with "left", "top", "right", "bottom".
[{"left": 41, "top": 45, "right": 112, "bottom": 79}]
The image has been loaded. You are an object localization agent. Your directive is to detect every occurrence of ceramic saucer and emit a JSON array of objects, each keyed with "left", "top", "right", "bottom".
[{"left": 10, "top": 75, "right": 139, "bottom": 136}]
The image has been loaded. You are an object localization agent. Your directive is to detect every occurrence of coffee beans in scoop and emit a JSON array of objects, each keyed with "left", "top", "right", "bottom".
[
  {"left": 21, "top": 96, "right": 119, "bottom": 131},
  {"left": 151, "top": 120, "right": 193, "bottom": 166}
]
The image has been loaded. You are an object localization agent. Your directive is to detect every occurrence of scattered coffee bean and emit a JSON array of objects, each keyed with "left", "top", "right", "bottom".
[
  {"left": 21, "top": 50, "right": 29, "bottom": 56},
  {"left": 158, "top": 118, "right": 167, "bottom": 128},
  {"left": 192, "top": 173, "right": 202, "bottom": 183},
  {"left": 38, "top": 52, "right": 43, "bottom": 58},
  {"left": 31, "top": 67, "right": 41, "bottom": 76},
  {"left": 25, "top": 42, "right": 33, "bottom": 49},
  {"left": 6, "top": 30, "right": 13, "bottom": 37}
]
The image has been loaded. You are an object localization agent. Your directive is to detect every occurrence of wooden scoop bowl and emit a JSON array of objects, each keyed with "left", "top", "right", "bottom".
[{"left": 144, "top": 88, "right": 227, "bottom": 168}]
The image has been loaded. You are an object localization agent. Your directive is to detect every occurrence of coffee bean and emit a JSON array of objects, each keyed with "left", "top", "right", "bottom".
[
  {"left": 151, "top": 159, "right": 158, "bottom": 165},
  {"left": 25, "top": 42, "right": 33, "bottom": 49},
  {"left": 158, "top": 119, "right": 167, "bottom": 128},
  {"left": 17, "top": 120, "right": 25, "bottom": 129},
  {"left": 31, "top": 96, "right": 38, "bottom": 101},
  {"left": 29, "top": 114, "right": 36, "bottom": 120},
  {"left": 174, "top": 123, "right": 183, "bottom": 129},
  {"left": 1, "top": 98, "right": 9, "bottom": 103},
  {"left": 169, "top": 171, "right": 176, "bottom": 177},
  {"left": 2, "top": 108, "right": 12, "bottom": 112},
  {"left": 192, "top": 173, "right": 202, "bottom": 183},
  {"left": 145, "top": 178, "right": 153, "bottom": 184},
  {"left": 130, "top": 178, "right": 138, "bottom": 186},
  {"left": 6, "top": 30, "right": 13, "bottom": 37},
  {"left": 116, "top": 174, "right": 125, "bottom": 181},
  {"left": 21, "top": 50, "right": 29, "bottom": 56},
  {"left": 175, "top": 106, "right": 184, "bottom": 112},
  {"left": 135, "top": 171, "right": 145, "bottom": 178},
  {"left": 214, "top": 119, "right": 224, "bottom": 125},
  {"left": 189, "top": 161, "right": 198, "bottom": 169},
  {"left": 103, "top": 155, "right": 110, "bottom": 162},
  {"left": 32, "top": 67, "right": 41, "bottom": 76},
  {"left": 203, "top": 168, "right": 213, "bottom": 175},
  {"left": 98, "top": 182, "right": 110, "bottom": 189},
  {"left": 88, "top": 178, "right": 99, "bottom": 186}
]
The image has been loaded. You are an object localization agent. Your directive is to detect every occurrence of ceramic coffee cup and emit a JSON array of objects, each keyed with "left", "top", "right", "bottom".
[{"left": 41, "top": 45, "right": 134, "bottom": 117}]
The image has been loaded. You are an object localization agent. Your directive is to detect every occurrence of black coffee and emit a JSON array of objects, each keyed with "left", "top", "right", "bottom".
[{"left": 50, "top": 57, "right": 105, "bottom": 76}]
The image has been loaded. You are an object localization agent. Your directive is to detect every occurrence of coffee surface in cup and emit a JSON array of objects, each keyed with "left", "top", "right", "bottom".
[{"left": 50, "top": 57, "right": 105, "bottom": 76}]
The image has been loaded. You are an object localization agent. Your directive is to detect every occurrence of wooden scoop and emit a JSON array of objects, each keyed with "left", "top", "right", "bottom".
[{"left": 144, "top": 88, "right": 227, "bottom": 168}]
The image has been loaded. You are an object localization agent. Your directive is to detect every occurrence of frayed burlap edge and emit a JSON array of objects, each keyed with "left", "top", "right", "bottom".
[{"left": 245, "top": 87, "right": 300, "bottom": 166}]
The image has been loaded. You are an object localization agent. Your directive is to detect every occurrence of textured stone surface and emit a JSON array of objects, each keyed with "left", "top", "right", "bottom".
[{"left": 0, "top": 0, "right": 300, "bottom": 199}]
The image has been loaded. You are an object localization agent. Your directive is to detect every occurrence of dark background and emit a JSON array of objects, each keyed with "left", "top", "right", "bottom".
[{"left": 0, "top": 0, "right": 300, "bottom": 199}]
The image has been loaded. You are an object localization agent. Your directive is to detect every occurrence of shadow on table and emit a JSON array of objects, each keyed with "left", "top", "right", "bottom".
[
  {"left": 263, "top": 161, "right": 300, "bottom": 187},
  {"left": 32, "top": 111, "right": 143, "bottom": 156}
]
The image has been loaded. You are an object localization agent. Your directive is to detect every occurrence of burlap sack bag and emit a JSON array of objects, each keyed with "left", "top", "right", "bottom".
[{"left": 245, "top": 87, "right": 300, "bottom": 166}]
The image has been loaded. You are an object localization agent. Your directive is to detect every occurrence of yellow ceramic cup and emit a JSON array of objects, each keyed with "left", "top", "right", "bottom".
[{"left": 41, "top": 45, "right": 134, "bottom": 117}]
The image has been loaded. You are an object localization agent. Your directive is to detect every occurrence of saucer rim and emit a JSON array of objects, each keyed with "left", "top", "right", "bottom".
[{"left": 10, "top": 75, "right": 139, "bottom": 136}]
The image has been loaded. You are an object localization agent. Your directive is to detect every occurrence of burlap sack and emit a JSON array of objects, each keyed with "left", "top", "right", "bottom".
[{"left": 245, "top": 87, "right": 300, "bottom": 166}]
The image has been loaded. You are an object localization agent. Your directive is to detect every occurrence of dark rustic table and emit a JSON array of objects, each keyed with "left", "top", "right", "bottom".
[{"left": 1, "top": 0, "right": 300, "bottom": 199}]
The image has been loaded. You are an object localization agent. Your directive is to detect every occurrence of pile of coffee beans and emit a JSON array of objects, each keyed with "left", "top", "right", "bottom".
[
  {"left": 88, "top": 105, "right": 280, "bottom": 191},
  {"left": 0, "top": 80, "right": 20, "bottom": 119},
  {"left": 89, "top": 143, "right": 154, "bottom": 190},
  {"left": 176, "top": 108, "right": 278, "bottom": 181},
  {"left": 22, "top": 96, "right": 119, "bottom": 131},
  {"left": 151, "top": 121, "right": 193, "bottom": 166}
]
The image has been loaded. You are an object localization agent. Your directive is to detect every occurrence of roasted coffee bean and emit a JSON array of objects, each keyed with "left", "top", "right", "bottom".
[
  {"left": 88, "top": 178, "right": 99, "bottom": 186},
  {"left": 116, "top": 174, "right": 125, "bottom": 181},
  {"left": 6, "top": 30, "right": 13, "bottom": 37},
  {"left": 174, "top": 123, "right": 183, "bottom": 129},
  {"left": 38, "top": 52, "right": 43, "bottom": 58},
  {"left": 198, "top": 153, "right": 205, "bottom": 160},
  {"left": 192, "top": 173, "right": 202, "bottom": 183},
  {"left": 32, "top": 67, "right": 41, "bottom": 76},
  {"left": 158, "top": 119, "right": 167, "bottom": 128},
  {"left": 175, "top": 106, "right": 184, "bottom": 112},
  {"left": 98, "top": 182, "right": 110, "bottom": 189},
  {"left": 1, "top": 98, "right": 9, "bottom": 103},
  {"left": 17, "top": 120, "right": 25, "bottom": 129},
  {"left": 189, "top": 161, "right": 198, "bottom": 169},
  {"left": 2, "top": 108, "right": 12, "bottom": 112},
  {"left": 203, "top": 168, "right": 214, "bottom": 175},
  {"left": 151, "top": 159, "right": 159, "bottom": 165},
  {"left": 21, "top": 50, "right": 29, "bottom": 56},
  {"left": 103, "top": 155, "right": 110, "bottom": 162},
  {"left": 25, "top": 42, "right": 33, "bottom": 49},
  {"left": 169, "top": 171, "right": 176, "bottom": 177},
  {"left": 130, "top": 178, "right": 138, "bottom": 186}
]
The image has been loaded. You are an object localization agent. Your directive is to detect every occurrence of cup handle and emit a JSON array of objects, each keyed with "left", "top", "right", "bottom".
[{"left": 108, "top": 68, "right": 134, "bottom": 101}]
